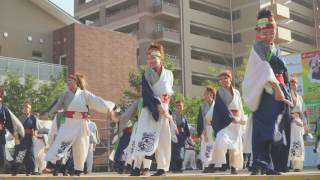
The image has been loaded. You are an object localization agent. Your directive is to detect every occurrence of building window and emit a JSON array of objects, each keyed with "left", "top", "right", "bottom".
[
  {"left": 290, "top": 11, "right": 314, "bottom": 27},
  {"left": 233, "top": 33, "right": 242, "bottom": 43},
  {"left": 292, "top": 0, "right": 313, "bottom": 9},
  {"left": 191, "top": 48, "right": 232, "bottom": 66},
  {"left": 192, "top": 72, "right": 217, "bottom": 86},
  {"left": 189, "top": 0, "right": 231, "bottom": 20},
  {"left": 32, "top": 51, "right": 43, "bottom": 61},
  {"left": 291, "top": 32, "right": 316, "bottom": 45},
  {"left": 59, "top": 54, "right": 67, "bottom": 65},
  {"left": 232, "top": 10, "right": 240, "bottom": 20}
]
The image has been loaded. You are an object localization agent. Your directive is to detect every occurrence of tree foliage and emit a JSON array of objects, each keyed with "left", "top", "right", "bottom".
[{"left": 1, "top": 73, "right": 65, "bottom": 117}]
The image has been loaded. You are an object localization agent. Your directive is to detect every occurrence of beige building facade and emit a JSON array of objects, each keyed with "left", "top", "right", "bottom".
[
  {"left": 75, "top": 0, "right": 320, "bottom": 97},
  {"left": 0, "top": 0, "right": 77, "bottom": 81}
]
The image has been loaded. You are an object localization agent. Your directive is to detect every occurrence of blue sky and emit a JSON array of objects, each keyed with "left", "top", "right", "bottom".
[{"left": 50, "top": 0, "right": 74, "bottom": 16}]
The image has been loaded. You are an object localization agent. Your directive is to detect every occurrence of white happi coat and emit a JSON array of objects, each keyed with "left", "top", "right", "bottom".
[
  {"left": 46, "top": 88, "right": 115, "bottom": 171},
  {"left": 212, "top": 89, "right": 245, "bottom": 168},
  {"left": 133, "top": 68, "right": 173, "bottom": 171},
  {"left": 289, "top": 94, "right": 305, "bottom": 163},
  {"left": 199, "top": 101, "right": 215, "bottom": 168}
]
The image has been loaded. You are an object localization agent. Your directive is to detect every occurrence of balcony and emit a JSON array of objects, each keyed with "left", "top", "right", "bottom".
[
  {"left": 189, "top": 9, "right": 230, "bottom": 31},
  {"left": 77, "top": 0, "right": 106, "bottom": 13},
  {"left": 190, "top": 34, "right": 231, "bottom": 55},
  {"left": 153, "top": 0, "right": 180, "bottom": 19},
  {"left": 274, "top": 26, "right": 292, "bottom": 44},
  {"left": 0, "top": 56, "right": 67, "bottom": 81},
  {"left": 105, "top": 5, "right": 139, "bottom": 24},
  {"left": 270, "top": 3, "right": 290, "bottom": 21},
  {"left": 154, "top": 26, "right": 181, "bottom": 44}
]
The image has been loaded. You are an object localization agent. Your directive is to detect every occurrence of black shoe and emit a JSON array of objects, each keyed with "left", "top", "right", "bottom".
[
  {"left": 231, "top": 167, "right": 238, "bottom": 174},
  {"left": 130, "top": 168, "right": 140, "bottom": 176},
  {"left": 84, "top": 170, "right": 88, "bottom": 174},
  {"left": 208, "top": 164, "right": 216, "bottom": 173},
  {"left": 317, "top": 164, "right": 320, "bottom": 170},
  {"left": 151, "top": 169, "right": 166, "bottom": 176},
  {"left": 26, "top": 173, "right": 30, "bottom": 176},
  {"left": 123, "top": 165, "right": 132, "bottom": 174},
  {"left": 53, "top": 170, "right": 58, "bottom": 176},
  {"left": 250, "top": 168, "right": 260, "bottom": 175},
  {"left": 266, "top": 169, "right": 281, "bottom": 175},
  {"left": 293, "top": 169, "right": 301, "bottom": 172},
  {"left": 74, "top": 170, "right": 81, "bottom": 176},
  {"left": 202, "top": 167, "right": 210, "bottom": 173},
  {"left": 219, "top": 165, "right": 228, "bottom": 172}
]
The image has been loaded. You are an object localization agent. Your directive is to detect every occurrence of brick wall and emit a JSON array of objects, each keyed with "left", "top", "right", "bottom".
[{"left": 53, "top": 23, "right": 137, "bottom": 167}]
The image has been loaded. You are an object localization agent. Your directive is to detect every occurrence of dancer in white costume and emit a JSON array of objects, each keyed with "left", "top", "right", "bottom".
[
  {"left": 45, "top": 74, "right": 117, "bottom": 176},
  {"left": 211, "top": 70, "right": 246, "bottom": 174},
  {"left": 33, "top": 119, "right": 51, "bottom": 175},
  {"left": 132, "top": 43, "right": 174, "bottom": 176},
  {"left": 119, "top": 98, "right": 152, "bottom": 176},
  {"left": 196, "top": 86, "right": 216, "bottom": 173},
  {"left": 84, "top": 119, "right": 100, "bottom": 174},
  {"left": 289, "top": 78, "right": 307, "bottom": 172}
]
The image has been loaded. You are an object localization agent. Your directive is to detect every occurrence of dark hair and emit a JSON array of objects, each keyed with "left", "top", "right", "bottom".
[
  {"left": 257, "top": 9, "right": 273, "bottom": 19},
  {"left": 206, "top": 86, "right": 216, "bottom": 98},
  {"left": 175, "top": 100, "right": 183, "bottom": 104}
]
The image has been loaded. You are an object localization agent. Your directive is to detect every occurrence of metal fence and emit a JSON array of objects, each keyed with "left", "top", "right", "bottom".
[{"left": 0, "top": 56, "right": 67, "bottom": 81}]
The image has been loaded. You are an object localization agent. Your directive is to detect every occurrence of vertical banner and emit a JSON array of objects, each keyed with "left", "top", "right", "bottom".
[
  {"left": 301, "top": 50, "right": 320, "bottom": 104},
  {"left": 284, "top": 50, "right": 320, "bottom": 124},
  {"left": 301, "top": 50, "right": 320, "bottom": 124}
]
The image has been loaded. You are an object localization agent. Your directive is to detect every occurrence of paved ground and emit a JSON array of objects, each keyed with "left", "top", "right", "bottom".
[{"left": 0, "top": 168, "right": 319, "bottom": 179}]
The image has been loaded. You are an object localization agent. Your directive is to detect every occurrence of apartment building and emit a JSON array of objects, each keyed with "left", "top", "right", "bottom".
[{"left": 75, "top": 0, "right": 320, "bottom": 97}]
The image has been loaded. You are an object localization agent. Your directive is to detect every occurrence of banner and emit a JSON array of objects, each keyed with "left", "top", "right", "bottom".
[
  {"left": 301, "top": 50, "right": 320, "bottom": 105},
  {"left": 284, "top": 50, "right": 320, "bottom": 124}
]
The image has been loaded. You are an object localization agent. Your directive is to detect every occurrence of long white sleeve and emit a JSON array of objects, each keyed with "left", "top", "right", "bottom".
[{"left": 84, "top": 90, "right": 115, "bottom": 114}]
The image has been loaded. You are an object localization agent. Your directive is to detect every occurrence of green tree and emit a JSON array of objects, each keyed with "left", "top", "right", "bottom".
[
  {"left": 169, "top": 93, "right": 202, "bottom": 125},
  {"left": 1, "top": 73, "right": 65, "bottom": 117}
]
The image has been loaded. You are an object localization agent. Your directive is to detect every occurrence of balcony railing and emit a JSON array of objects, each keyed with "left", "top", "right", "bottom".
[
  {"left": 153, "top": 0, "right": 180, "bottom": 17},
  {"left": 0, "top": 56, "right": 67, "bottom": 81},
  {"left": 105, "top": 5, "right": 139, "bottom": 24},
  {"left": 154, "top": 26, "right": 181, "bottom": 43}
]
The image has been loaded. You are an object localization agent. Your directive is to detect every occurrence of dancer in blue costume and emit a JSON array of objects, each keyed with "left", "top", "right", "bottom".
[{"left": 243, "top": 9, "right": 292, "bottom": 175}]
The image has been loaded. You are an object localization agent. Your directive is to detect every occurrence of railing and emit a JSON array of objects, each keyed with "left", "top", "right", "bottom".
[
  {"left": 154, "top": 0, "right": 179, "bottom": 8},
  {"left": 155, "top": 24, "right": 179, "bottom": 33},
  {"left": 0, "top": 56, "right": 67, "bottom": 81},
  {"left": 106, "top": 5, "right": 139, "bottom": 24}
]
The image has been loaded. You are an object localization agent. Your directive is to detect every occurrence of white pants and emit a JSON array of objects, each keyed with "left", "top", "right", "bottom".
[
  {"left": 211, "top": 124, "right": 243, "bottom": 169},
  {"left": 46, "top": 118, "right": 90, "bottom": 171},
  {"left": 133, "top": 155, "right": 152, "bottom": 169},
  {"left": 33, "top": 138, "right": 47, "bottom": 173},
  {"left": 289, "top": 120, "right": 305, "bottom": 170},
  {"left": 292, "top": 160, "right": 303, "bottom": 170},
  {"left": 133, "top": 109, "right": 171, "bottom": 171},
  {"left": 183, "top": 149, "right": 196, "bottom": 170},
  {"left": 85, "top": 144, "right": 94, "bottom": 173},
  {"left": 200, "top": 125, "right": 214, "bottom": 168}
]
